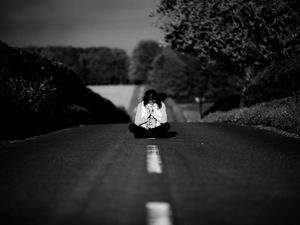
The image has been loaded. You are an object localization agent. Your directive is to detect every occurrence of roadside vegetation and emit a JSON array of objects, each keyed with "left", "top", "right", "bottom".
[
  {"left": 1, "top": 0, "right": 300, "bottom": 139},
  {"left": 0, "top": 41, "right": 130, "bottom": 141},
  {"left": 25, "top": 46, "right": 130, "bottom": 85},
  {"left": 148, "top": 0, "right": 300, "bottom": 135},
  {"left": 203, "top": 95, "right": 300, "bottom": 136}
]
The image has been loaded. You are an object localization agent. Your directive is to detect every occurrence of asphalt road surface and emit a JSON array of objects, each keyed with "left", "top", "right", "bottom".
[{"left": 0, "top": 123, "right": 299, "bottom": 225}]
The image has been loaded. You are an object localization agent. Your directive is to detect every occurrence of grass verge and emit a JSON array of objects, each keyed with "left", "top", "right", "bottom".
[{"left": 203, "top": 95, "right": 300, "bottom": 136}]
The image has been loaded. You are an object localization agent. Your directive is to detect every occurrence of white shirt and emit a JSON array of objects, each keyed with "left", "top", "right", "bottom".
[{"left": 135, "top": 102, "right": 167, "bottom": 129}]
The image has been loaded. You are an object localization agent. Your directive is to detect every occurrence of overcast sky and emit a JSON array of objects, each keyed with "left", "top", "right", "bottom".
[{"left": 0, "top": 0, "right": 161, "bottom": 54}]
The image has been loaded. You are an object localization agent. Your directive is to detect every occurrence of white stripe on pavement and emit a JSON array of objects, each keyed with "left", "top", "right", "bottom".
[
  {"left": 146, "top": 202, "right": 173, "bottom": 225},
  {"left": 146, "top": 145, "right": 162, "bottom": 174}
]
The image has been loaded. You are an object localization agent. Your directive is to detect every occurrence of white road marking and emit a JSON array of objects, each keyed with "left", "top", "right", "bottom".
[
  {"left": 146, "top": 202, "right": 173, "bottom": 225},
  {"left": 146, "top": 145, "right": 162, "bottom": 174}
]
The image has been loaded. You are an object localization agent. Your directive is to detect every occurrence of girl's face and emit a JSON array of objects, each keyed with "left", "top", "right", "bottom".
[{"left": 148, "top": 100, "right": 156, "bottom": 106}]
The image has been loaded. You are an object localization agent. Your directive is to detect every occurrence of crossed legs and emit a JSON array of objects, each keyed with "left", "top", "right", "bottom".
[{"left": 129, "top": 123, "right": 171, "bottom": 138}]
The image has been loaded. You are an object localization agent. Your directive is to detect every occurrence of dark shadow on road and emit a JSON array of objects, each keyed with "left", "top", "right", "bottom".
[{"left": 167, "top": 131, "right": 178, "bottom": 138}]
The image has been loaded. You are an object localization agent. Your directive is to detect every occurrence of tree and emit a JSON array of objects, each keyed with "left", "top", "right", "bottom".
[
  {"left": 242, "top": 53, "right": 300, "bottom": 106},
  {"left": 200, "top": 56, "right": 243, "bottom": 101},
  {"left": 151, "top": 0, "right": 300, "bottom": 80},
  {"left": 176, "top": 52, "right": 208, "bottom": 99},
  {"left": 148, "top": 47, "right": 240, "bottom": 101},
  {"left": 110, "top": 48, "right": 130, "bottom": 84},
  {"left": 83, "top": 47, "right": 112, "bottom": 84},
  {"left": 148, "top": 48, "right": 189, "bottom": 98},
  {"left": 24, "top": 47, "right": 130, "bottom": 85},
  {"left": 129, "top": 40, "right": 162, "bottom": 84}
]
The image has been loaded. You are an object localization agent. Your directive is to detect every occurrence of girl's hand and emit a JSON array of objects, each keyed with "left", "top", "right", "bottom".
[
  {"left": 147, "top": 105, "right": 154, "bottom": 114},
  {"left": 152, "top": 104, "right": 158, "bottom": 112},
  {"left": 150, "top": 107, "right": 155, "bottom": 114},
  {"left": 146, "top": 108, "right": 152, "bottom": 116}
]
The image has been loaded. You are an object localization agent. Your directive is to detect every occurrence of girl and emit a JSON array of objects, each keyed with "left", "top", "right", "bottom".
[{"left": 129, "top": 89, "right": 170, "bottom": 138}]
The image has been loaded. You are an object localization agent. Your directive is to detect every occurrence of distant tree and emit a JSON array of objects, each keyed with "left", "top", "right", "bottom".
[
  {"left": 151, "top": 0, "right": 300, "bottom": 80},
  {"left": 148, "top": 47, "right": 241, "bottom": 101},
  {"left": 78, "top": 47, "right": 130, "bottom": 84},
  {"left": 51, "top": 47, "right": 80, "bottom": 73},
  {"left": 148, "top": 48, "right": 189, "bottom": 98},
  {"left": 129, "top": 40, "right": 162, "bottom": 84},
  {"left": 32, "top": 47, "right": 81, "bottom": 73},
  {"left": 176, "top": 52, "right": 208, "bottom": 99},
  {"left": 24, "top": 47, "right": 130, "bottom": 85},
  {"left": 201, "top": 57, "right": 243, "bottom": 101},
  {"left": 110, "top": 48, "right": 130, "bottom": 84},
  {"left": 87, "top": 47, "right": 124, "bottom": 84}
]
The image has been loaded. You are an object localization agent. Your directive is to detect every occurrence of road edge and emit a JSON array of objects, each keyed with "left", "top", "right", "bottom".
[{"left": 165, "top": 98, "right": 186, "bottom": 123}]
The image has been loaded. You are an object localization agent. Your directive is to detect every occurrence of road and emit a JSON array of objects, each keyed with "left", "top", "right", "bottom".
[{"left": 0, "top": 123, "right": 299, "bottom": 225}]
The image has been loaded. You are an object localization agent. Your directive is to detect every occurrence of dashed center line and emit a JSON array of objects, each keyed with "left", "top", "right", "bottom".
[
  {"left": 146, "top": 202, "right": 173, "bottom": 225},
  {"left": 146, "top": 145, "right": 173, "bottom": 224},
  {"left": 146, "top": 145, "right": 162, "bottom": 174}
]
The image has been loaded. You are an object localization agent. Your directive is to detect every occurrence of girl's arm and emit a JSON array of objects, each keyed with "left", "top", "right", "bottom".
[
  {"left": 135, "top": 103, "right": 150, "bottom": 126},
  {"left": 151, "top": 102, "right": 167, "bottom": 123}
]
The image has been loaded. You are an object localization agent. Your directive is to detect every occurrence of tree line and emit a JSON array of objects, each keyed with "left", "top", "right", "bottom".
[
  {"left": 25, "top": 40, "right": 240, "bottom": 103},
  {"left": 130, "top": 40, "right": 243, "bottom": 102},
  {"left": 148, "top": 0, "right": 300, "bottom": 107},
  {"left": 25, "top": 46, "right": 130, "bottom": 85},
  {"left": 24, "top": 0, "right": 300, "bottom": 108}
]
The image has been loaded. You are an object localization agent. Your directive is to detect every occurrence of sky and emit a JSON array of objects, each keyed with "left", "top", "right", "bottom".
[{"left": 0, "top": 0, "right": 162, "bottom": 54}]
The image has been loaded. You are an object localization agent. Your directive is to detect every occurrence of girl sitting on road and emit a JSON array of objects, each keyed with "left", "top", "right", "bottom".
[{"left": 129, "top": 89, "right": 170, "bottom": 138}]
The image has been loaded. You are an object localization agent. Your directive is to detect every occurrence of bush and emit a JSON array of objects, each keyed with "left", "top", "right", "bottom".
[
  {"left": 80, "top": 89, "right": 131, "bottom": 124},
  {"left": 0, "top": 41, "right": 130, "bottom": 141},
  {"left": 203, "top": 95, "right": 300, "bottom": 135},
  {"left": 203, "top": 94, "right": 241, "bottom": 117},
  {"left": 243, "top": 54, "right": 300, "bottom": 106}
]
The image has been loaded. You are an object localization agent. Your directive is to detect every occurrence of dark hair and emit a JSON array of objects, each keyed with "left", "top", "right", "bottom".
[{"left": 143, "top": 89, "right": 162, "bottom": 108}]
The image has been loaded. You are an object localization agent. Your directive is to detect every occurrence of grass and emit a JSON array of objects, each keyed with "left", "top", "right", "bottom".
[{"left": 203, "top": 95, "right": 300, "bottom": 136}]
